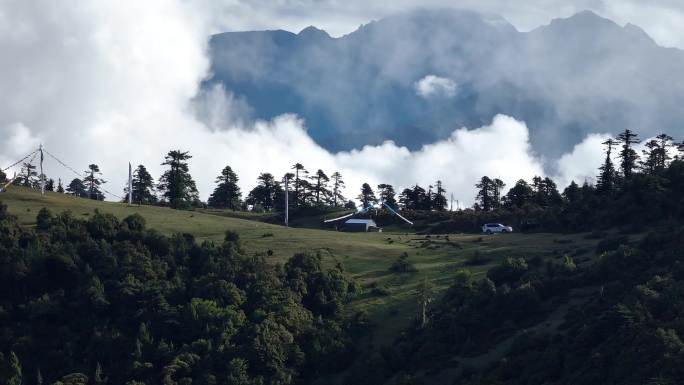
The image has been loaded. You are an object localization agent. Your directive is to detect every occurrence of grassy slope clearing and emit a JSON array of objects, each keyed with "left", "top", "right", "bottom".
[{"left": 1, "top": 185, "right": 602, "bottom": 344}]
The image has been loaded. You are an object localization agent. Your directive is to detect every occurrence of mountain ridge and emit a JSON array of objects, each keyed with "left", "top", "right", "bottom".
[{"left": 203, "top": 9, "right": 684, "bottom": 162}]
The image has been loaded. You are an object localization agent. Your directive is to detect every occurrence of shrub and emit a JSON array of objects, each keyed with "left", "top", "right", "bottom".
[
  {"left": 389, "top": 253, "right": 418, "bottom": 273},
  {"left": 465, "top": 251, "right": 490, "bottom": 266},
  {"left": 596, "top": 236, "right": 629, "bottom": 253},
  {"left": 371, "top": 286, "right": 391, "bottom": 296},
  {"left": 487, "top": 257, "right": 529, "bottom": 285}
]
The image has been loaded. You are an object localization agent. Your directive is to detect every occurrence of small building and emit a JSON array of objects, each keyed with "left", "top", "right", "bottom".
[{"left": 343, "top": 219, "right": 381, "bottom": 232}]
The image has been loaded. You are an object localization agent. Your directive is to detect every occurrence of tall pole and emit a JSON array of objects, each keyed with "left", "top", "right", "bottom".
[
  {"left": 450, "top": 193, "right": 454, "bottom": 211},
  {"left": 39, "top": 144, "right": 45, "bottom": 195},
  {"left": 284, "top": 175, "right": 289, "bottom": 227},
  {"left": 128, "top": 162, "right": 133, "bottom": 205}
]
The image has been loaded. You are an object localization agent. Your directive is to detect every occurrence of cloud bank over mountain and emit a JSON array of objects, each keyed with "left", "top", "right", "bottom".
[
  {"left": 0, "top": 2, "right": 670, "bottom": 205},
  {"left": 206, "top": 9, "right": 684, "bottom": 163},
  {"left": 195, "top": 0, "right": 684, "bottom": 49}
]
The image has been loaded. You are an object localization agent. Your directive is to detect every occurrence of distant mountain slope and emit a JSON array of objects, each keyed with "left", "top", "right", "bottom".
[{"left": 205, "top": 9, "right": 684, "bottom": 159}]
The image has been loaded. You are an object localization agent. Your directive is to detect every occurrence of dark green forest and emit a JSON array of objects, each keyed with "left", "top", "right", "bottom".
[
  {"left": 0, "top": 203, "right": 362, "bottom": 385},
  {"left": 349, "top": 226, "right": 684, "bottom": 385}
]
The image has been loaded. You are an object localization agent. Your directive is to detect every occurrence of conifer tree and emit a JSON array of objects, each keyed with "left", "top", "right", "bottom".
[
  {"left": 20, "top": 162, "right": 38, "bottom": 188},
  {"left": 312, "top": 169, "right": 330, "bottom": 206},
  {"left": 158, "top": 150, "right": 199, "bottom": 209},
  {"left": 641, "top": 133, "right": 673, "bottom": 174},
  {"left": 357, "top": 183, "right": 378, "bottom": 209},
  {"left": 504, "top": 179, "right": 534, "bottom": 208},
  {"left": 45, "top": 178, "right": 55, "bottom": 192},
  {"left": 432, "top": 180, "right": 448, "bottom": 211},
  {"left": 597, "top": 138, "right": 617, "bottom": 194},
  {"left": 83, "top": 164, "right": 106, "bottom": 200},
  {"left": 291, "top": 163, "right": 308, "bottom": 207},
  {"left": 331, "top": 172, "right": 345, "bottom": 207},
  {"left": 616, "top": 129, "right": 640, "bottom": 178},
  {"left": 491, "top": 178, "right": 505, "bottom": 209},
  {"left": 127, "top": 165, "right": 157, "bottom": 205},
  {"left": 344, "top": 200, "right": 357, "bottom": 210},
  {"left": 399, "top": 184, "right": 428, "bottom": 210},
  {"left": 246, "top": 173, "right": 282, "bottom": 211},
  {"left": 0, "top": 169, "right": 5, "bottom": 183},
  {"left": 532, "top": 177, "right": 562, "bottom": 207},
  {"left": 66, "top": 178, "right": 88, "bottom": 197},
  {"left": 475, "top": 176, "right": 494, "bottom": 211},
  {"left": 377, "top": 183, "right": 398, "bottom": 209},
  {"left": 56, "top": 178, "right": 65, "bottom": 193},
  {"left": 562, "top": 180, "right": 582, "bottom": 204},
  {"left": 208, "top": 165, "right": 241, "bottom": 209}
]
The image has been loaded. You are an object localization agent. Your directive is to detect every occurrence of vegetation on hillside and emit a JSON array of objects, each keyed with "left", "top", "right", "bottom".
[
  {"left": 347, "top": 227, "right": 684, "bottom": 385},
  {"left": 0, "top": 202, "right": 362, "bottom": 385}
]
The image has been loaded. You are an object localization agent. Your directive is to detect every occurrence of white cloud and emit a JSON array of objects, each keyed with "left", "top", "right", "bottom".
[
  {"left": 0, "top": 1, "right": 659, "bottom": 209},
  {"left": 0, "top": 123, "right": 40, "bottom": 163},
  {"left": 414, "top": 75, "right": 458, "bottom": 98},
  {"left": 554, "top": 133, "right": 612, "bottom": 188}
]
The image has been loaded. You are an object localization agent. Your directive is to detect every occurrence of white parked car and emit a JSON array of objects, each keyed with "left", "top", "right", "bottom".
[{"left": 482, "top": 223, "right": 513, "bottom": 234}]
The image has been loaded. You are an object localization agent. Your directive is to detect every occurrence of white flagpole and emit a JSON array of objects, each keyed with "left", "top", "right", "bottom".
[
  {"left": 128, "top": 162, "right": 133, "bottom": 205},
  {"left": 284, "top": 175, "right": 289, "bottom": 227},
  {"left": 39, "top": 144, "right": 45, "bottom": 195}
]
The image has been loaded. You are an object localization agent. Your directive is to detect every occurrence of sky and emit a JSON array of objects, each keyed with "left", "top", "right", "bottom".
[{"left": 0, "top": 0, "right": 682, "bottom": 206}]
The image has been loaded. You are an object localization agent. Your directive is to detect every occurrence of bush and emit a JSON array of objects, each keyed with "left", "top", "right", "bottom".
[
  {"left": 371, "top": 286, "right": 391, "bottom": 296},
  {"left": 389, "top": 253, "right": 418, "bottom": 273},
  {"left": 596, "top": 236, "right": 629, "bottom": 253},
  {"left": 123, "top": 213, "right": 146, "bottom": 232},
  {"left": 487, "top": 257, "right": 529, "bottom": 285},
  {"left": 465, "top": 251, "right": 490, "bottom": 266}
]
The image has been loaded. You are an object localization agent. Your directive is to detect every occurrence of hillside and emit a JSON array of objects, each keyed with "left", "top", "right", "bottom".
[
  {"left": 0, "top": 186, "right": 601, "bottom": 345},
  {"left": 4, "top": 185, "right": 679, "bottom": 385}
]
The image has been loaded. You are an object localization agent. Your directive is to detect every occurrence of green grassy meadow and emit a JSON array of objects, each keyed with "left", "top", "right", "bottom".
[{"left": 0, "top": 185, "right": 601, "bottom": 344}]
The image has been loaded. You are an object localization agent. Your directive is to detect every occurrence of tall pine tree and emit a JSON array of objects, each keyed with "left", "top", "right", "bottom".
[
  {"left": 66, "top": 178, "right": 87, "bottom": 197},
  {"left": 641, "top": 133, "right": 673, "bottom": 174},
  {"left": 312, "top": 169, "right": 330, "bottom": 206},
  {"left": 83, "top": 164, "right": 106, "bottom": 200},
  {"left": 246, "top": 173, "right": 281, "bottom": 211},
  {"left": 616, "top": 129, "right": 640, "bottom": 178},
  {"left": 158, "top": 150, "right": 199, "bottom": 209},
  {"left": 20, "top": 162, "right": 37, "bottom": 188},
  {"left": 475, "top": 176, "right": 494, "bottom": 211},
  {"left": 208, "top": 165, "right": 241, "bottom": 209},
  {"left": 432, "top": 180, "right": 448, "bottom": 211},
  {"left": 377, "top": 184, "right": 398, "bottom": 209},
  {"left": 126, "top": 165, "right": 157, "bottom": 205},
  {"left": 597, "top": 138, "right": 617, "bottom": 194},
  {"left": 504, "top": 179, "right": 534, "bottom": 208},
  {"left": 56, "top": 178, "right": 65, "bottom": 193},
  {"left": 399, "top": 184, "right": 428, "bottom": 210},
  {"left": 330, "top": 172, "right": 345, "bottom": 207},
  {"left": 291, "top": 163, "right": 308, "bottom": 207},
  {"left": 357, "top": 183, "right": 378, "bottom": 209}
]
